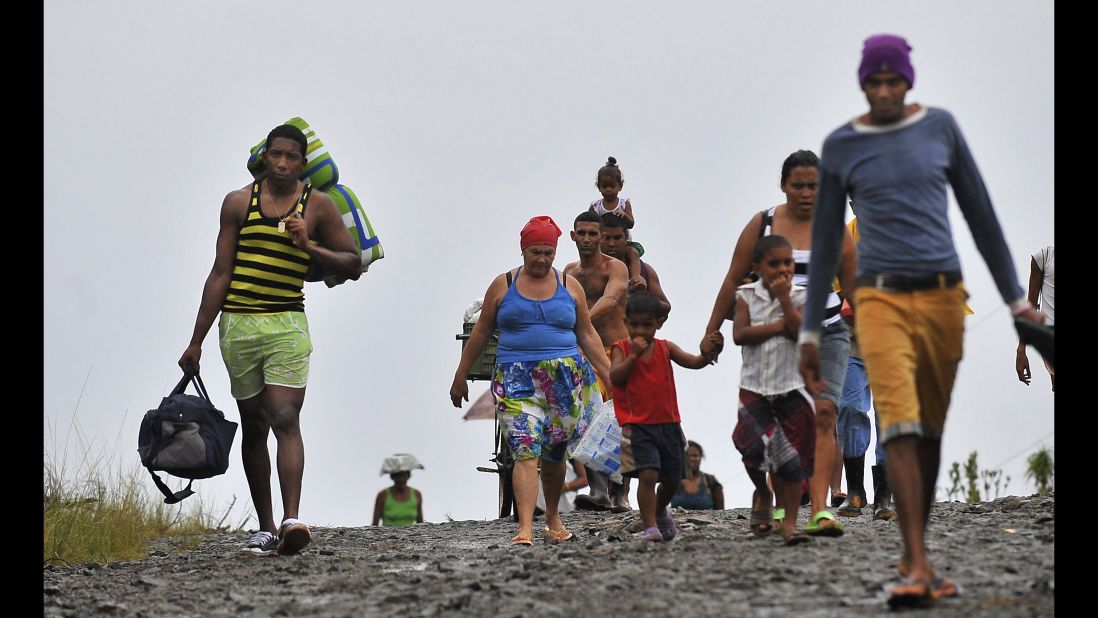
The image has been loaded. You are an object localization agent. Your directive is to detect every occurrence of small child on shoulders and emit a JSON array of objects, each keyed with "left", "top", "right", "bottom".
[{"left": 589, "top": 156, "right": 646, "bottom": 290}]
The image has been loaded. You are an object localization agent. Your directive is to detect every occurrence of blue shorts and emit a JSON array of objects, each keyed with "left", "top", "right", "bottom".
[{"left": 815, "top": 319, "right": 851, "bottom": 407}]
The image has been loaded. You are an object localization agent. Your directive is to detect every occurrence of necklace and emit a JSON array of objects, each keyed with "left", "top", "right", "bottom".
[{"left": 263, "top": 180, "right": 300, "bottom": 233}]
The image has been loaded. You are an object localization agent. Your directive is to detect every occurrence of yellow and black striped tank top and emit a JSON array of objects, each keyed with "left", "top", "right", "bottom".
[{"left": 222, "top": 182, "right": 313, "bottom": 314}]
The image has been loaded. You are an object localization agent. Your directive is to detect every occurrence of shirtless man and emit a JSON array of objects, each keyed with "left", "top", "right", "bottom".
[
  {"left": 600, "top": 213, "right": 671, "bottom": 321},
  {"left": 564, "top": 210, "right": 631, "bottom": 512}
]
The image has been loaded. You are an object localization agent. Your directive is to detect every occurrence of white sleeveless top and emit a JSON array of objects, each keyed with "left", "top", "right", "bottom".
[{"left": 761, "top": 206, "right": 843, "bottom": 327}]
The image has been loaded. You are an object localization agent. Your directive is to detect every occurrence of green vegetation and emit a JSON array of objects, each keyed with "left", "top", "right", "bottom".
[
  {"left": 943, "top": 451, "right": 1009, "bottom": 503},
  {"left": 45, "top": 388, "right": 247, "bottom": 566},
  {"left": 1025, "top": 447, "right": 1054, "bottom": 494}
]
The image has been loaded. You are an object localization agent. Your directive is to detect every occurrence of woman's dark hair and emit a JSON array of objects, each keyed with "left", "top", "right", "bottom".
[
  {"left": 596, "top": 156, "right": 624, "bottom": 185},
  {"left": 752, "top": 234, "right": 793, "bottom": 263},
  {"left": 625, "top": 291, "right": 662, "bottom": 317},
  {"left": 266, "top": 124, "right": 308, "bottom": 158},
  {"left": 780, "top": 149, "right": 819, "bottom": 185},
  {"left": 687, "top": 440, "right": 704, "bottom": 458}
]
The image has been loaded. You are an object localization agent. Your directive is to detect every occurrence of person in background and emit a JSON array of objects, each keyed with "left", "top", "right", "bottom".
[
  {"left": 372, "top": 454, "right": 425, "bottom": 527},
  {"left": 1015, "top": 245, "right": 1054, "bottom": 391},
  {"left": 671, "top": 440, "right": 725, "bottom": 510}
]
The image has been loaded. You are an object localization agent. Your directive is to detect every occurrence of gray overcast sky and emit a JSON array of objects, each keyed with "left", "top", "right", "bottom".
[{"left": 44, "top": 1, "right": 1053, "bottom": 527}]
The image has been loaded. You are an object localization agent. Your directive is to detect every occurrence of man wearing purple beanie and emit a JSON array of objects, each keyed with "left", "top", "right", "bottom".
[{"left": 796, "top": 34, "right": 1044, "bottom": 608}]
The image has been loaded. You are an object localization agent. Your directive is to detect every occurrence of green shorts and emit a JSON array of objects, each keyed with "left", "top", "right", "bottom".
[{"left": 218, "top": 312, "right": 312, "bottom": 400}]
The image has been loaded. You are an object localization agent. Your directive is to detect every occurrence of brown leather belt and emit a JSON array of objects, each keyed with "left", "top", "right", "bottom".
[{"left": 856, "top": 271, "right": 962, "bottom": 292}]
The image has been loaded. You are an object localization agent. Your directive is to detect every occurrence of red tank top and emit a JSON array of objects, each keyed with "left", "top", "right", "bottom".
[{"left": 611, "top": 338, "right": 681, "bottom": 425}]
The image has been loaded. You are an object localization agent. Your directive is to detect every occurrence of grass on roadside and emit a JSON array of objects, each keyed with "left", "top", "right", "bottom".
[{"left": 45, "top": 378, "right": 249, "bottom": 566}]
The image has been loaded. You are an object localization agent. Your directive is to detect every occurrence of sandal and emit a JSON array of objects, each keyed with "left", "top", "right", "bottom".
[
  {"left": 510, "top": 533, "right": 533, "bottom": 546},
  {"left": 772, "top": 508, "right": 786, "bottom": 535},
  {"left": 887, "top": 576, "right": 935, "bottom": 608},
  {"left": 749, "top": 488, "right": 774, "bottom": 536},
  {"left": 783, "top": 530, "right": 811, "bottom": 546},
  {"left": 544, "top": 526, "right": 573, "bottom": 542},
  {"left": 749, "top": 510, "right": 773, "bottom": 536},
  {"left": 931, "top": 576, "right": 961, "bottom": 600},
  {"left": 830, "top": 491, "right": 847, "bottom": 508},
  {"left": 803, "top": 510, "right": 845, "bottom": 537}
]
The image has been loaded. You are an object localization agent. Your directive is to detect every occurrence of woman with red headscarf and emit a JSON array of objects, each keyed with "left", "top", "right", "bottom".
[{"left": 451, "top": 215, "right": 611, "bottom": 546}]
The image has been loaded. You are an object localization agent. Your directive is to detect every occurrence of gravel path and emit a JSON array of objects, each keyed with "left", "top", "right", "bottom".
[{"left": 43, "top": 493, "right": 1054, "bottom": 617}]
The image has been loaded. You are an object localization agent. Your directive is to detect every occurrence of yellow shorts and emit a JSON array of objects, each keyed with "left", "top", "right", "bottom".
[{"left": 854, "top": 283, "right": 968, "bottom": 444}]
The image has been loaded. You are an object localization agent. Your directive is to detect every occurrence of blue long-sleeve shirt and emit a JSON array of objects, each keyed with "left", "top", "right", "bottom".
[{"left": 802, "top": 107, "right": 1024, "bottom": 334}]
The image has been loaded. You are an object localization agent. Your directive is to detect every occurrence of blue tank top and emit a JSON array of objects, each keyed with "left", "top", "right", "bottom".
[
  {"left": 670, "top": 474, "right": 715, "bottom": 510},
  {"left": 496, "top": 267, "right": 579, "bottom": 363}
]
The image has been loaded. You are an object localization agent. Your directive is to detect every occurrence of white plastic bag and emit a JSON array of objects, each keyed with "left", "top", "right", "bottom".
[{"left": 571, "top": 399, "right": 623, "bottom": 482}]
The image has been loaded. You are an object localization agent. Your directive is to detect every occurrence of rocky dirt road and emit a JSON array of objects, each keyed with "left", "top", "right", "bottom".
[{"left": 43, "top": 494, "right": 1053, "bottom": 617}]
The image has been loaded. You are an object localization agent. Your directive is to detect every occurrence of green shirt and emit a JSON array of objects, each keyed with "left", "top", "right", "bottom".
[{"left": 382, "top": 487, "right": 419, "bottom": 527}]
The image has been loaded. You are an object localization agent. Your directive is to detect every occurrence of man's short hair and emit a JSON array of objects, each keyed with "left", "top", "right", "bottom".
[
  {"left": 600, "top": 213, "right": 628, "bottom": 230},
  {"left": 266, "top": 124, "right": 308, "bottom": 158},
  {"left": 574, "top": 210, "right": 603, "bottom": 229}
]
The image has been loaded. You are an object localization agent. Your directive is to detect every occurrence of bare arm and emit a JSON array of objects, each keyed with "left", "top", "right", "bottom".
[
  {"left": 588, "top": 259, "right": 628, "bottom": 323},
  {"left": 564, "top": 460, "right": 588, "bottom": 492},
  {"left": 178, "top": 190, "right": 246, "bottom": 374},
  {"left": 450, "top": 273, "right": 508, "bottom": 407},
  {"left": 285, "top": 192, "right": 361, "bottom": 280},
  {"left": 666, "top": 340, "right": 709, "bottom": 370},
  {"left": 641, "top": 263, "right": 672, "bottom": 322},
  {"left": 701, "top": 213, "right": 763, "bottom": 358},
  {"left": 415, "top": 489, "right": 424, "bottom": 524},
  {"left": 567, "top": 276, "right": 612, "bottom": 381},
  {"left": 372, "top": 490, "right": 385, "bottom": 526},
  {"left": 610, "top": 340, "right": 643, "bottom": 387},
  {"left": 731, "top": 291, "right": 786, "bottom": 346},
  {"left": 625, "top": 244, "right": 645, "bottom": 290},
  {"left": 621, "top": 199, "right": 635, "bottom": 229},
  {"left": 713, "top": 484, "right": 725, "bottom": 510},
  {"left": 1015, "top": 257, "right": 1042, "bottom": 385}
]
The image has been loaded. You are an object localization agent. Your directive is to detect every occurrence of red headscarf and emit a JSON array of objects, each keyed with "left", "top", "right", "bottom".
[{"left": 519, "top": 216, "right": 562, "bottom": 250}]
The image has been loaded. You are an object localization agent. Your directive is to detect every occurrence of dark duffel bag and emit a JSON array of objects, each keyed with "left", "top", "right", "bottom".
[{"left": 137, "top": 370, "right": 238, "bottom": 503}]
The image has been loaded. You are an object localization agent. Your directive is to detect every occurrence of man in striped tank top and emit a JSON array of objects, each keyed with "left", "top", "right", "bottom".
[{"left": 179, "top": 124, "right": 362, "bottom": 556}]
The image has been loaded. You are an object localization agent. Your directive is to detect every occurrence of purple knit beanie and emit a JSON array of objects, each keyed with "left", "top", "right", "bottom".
[{"left": 858, "top": 34, "right": 914, "bottom": 87}]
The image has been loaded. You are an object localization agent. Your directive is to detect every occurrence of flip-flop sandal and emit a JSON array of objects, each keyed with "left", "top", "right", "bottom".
[
  {"left": 783, "top": 530, "right": 811, "bottom": 546},
  {"left": 803, "top": 510, "right": 845, "bottom": 537},
  {"left": 748, "top": 488, "right": 775, "bottom": 536},
  {"left": 749, "top": 510, "right": 773, "bottom": 536},
  {"left": 887, "top": 577, "right": 935, "bottom": 608},
  {"left": 931, "top": 576, "right": 961, "bottom": 600},
  {"left": 771, "top": 508, "right": 786, "bottom": 534},
  {"left": 511, "top": 533, "right": 533, "bottom": 546},
  {"left": 544, "top": 526, "right": 573, "bottom": 542}
]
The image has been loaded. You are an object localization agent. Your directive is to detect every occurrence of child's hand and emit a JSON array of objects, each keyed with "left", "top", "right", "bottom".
[
  {"left": 629, "top": 275, "right": 648, "bottom": 291},
  {"left": 631, "top": 336, "right": 650, "bottom": 356},
  {"left": 768, "top": 272, "right": 792, "bottom": 299}
]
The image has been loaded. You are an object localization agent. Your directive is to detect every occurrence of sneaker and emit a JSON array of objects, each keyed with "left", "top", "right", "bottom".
[
  {"left": 240, "top": 530, "right": 278, "bottom": 556},
  {"left": 655, "top": 509, "right": 677, "bottom": 541},
  {"left": 277, "top": 518, "right": 311, "bottom": 555},
  {"left": 642, "top": 526, "right": 663, "bottom": 542}
]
